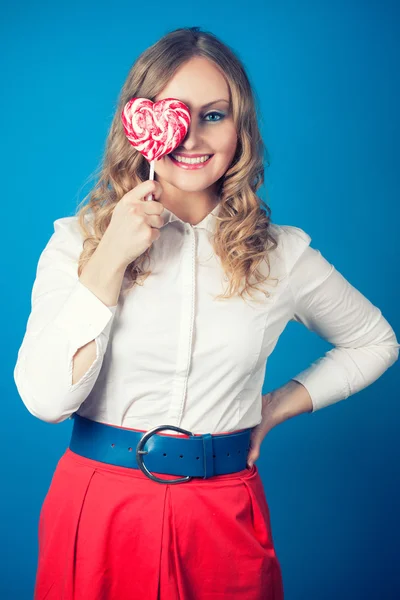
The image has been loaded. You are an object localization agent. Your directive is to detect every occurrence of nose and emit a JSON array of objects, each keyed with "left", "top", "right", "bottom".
[{"left": 178, "top": 120, "right": 203, "bottom": 152}]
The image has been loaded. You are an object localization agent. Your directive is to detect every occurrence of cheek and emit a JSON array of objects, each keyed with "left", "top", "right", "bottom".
[{"left": 214, "top": 126, "right": 238, "bottom": 160}]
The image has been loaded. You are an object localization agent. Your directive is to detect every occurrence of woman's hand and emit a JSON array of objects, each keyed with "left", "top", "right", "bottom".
[
  {"left": 101, "top": 179, "right": 164, "bottom": 269},
  {"left": 247, "top": 380, "right": 313, "bottom": 468},
  {"left": 247, "top": 392, "right": 277, "bottom": 468}
]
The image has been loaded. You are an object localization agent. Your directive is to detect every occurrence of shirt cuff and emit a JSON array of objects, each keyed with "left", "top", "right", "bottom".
[{"left": 291, "top": 353, "right": 352, "bottom": 413}]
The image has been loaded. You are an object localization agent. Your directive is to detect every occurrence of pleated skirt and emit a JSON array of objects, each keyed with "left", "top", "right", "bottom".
[{"left": 34, "top": 444, "right": 284, "bottom": 599}]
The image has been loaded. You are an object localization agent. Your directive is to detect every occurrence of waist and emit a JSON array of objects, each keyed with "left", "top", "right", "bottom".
[{"left": 68, "top": 414, "right": 254, "bottom": 484}]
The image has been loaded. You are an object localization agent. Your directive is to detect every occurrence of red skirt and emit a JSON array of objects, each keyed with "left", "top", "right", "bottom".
[{"left": 34, "top": 443, "right": 284, "bottom": 599}]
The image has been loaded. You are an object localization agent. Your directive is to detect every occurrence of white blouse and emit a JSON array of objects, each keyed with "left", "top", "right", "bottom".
[{"left": 13, "top": 203, "right": 399, "bottom": 434}]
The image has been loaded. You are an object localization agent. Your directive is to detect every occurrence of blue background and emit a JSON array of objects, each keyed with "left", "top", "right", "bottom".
[{"left": 2, "top": 1, "right": 399, "bottom": 598}]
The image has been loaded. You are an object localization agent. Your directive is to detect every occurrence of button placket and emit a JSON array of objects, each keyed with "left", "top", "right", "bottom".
[{"left": 166, "top": 226, "right": 197, "bottom": 426}]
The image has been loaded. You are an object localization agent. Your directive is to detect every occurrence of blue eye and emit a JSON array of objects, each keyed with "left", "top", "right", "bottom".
[{"left": 203, "top": 111, "right": 225, "bottom": 122}]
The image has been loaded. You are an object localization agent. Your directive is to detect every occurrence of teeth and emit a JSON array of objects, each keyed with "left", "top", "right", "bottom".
[{"left": 172, "top": 154, "right": 211, "bottom": 164}]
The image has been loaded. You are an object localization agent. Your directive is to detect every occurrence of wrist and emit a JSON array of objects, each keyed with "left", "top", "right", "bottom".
[
  {"left": 97, "top": 234, "right": 129, "bottom": 275},
  {"left": 263, "top": 380, "right": 313, "bottom": 426}
]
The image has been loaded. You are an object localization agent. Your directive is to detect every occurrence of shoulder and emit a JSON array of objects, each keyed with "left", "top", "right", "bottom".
[
  {"left": 50, "top": 212, "right": 94, "bottom": 247},
  {"left": 268, "top": 222, "right": 311, "bottom": 247},
  {"left": 38, "top": 214, "right": 92, "bottom": 267},
  {"left": 268, "top": 223, "right": 312, "bottom": 273},
  {"left": 52, "top": 213, "right": 93, "bottom": 238},
  {"left": 53, "top": 215, "right": 80, "bottom": 238}
]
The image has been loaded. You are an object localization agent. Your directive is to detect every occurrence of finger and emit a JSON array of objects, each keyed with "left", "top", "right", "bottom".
[
  {"left": 145, "top": 213, "right": 164, "bottom": 229},
  {"left": 145, "top": 180, "right": 163, "bottom": 201},
  {"left": 247, "top": 448, "right": 260, "bottom": 468},
  {"left": 126, "top": 180, "right": 162, "bottom": 204},
  {"left": 142, "top": 200, "right": 164, "bottom": 215}
]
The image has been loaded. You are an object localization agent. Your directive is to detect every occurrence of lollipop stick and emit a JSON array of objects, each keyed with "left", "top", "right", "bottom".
[{"left": 145, "top": 159, "right": 155, "bottom": 201}]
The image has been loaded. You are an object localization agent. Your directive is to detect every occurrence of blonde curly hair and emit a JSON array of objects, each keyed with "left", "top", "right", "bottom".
[{"left": 75, "top": 26, "right": 278, "bottom": 302}]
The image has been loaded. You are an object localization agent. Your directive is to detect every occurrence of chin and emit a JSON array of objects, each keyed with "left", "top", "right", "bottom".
[
  {"left": 157, "top": 170, "right": 221, "bottom": 193},
  {"left": 170, "top": 180, "right": 218, "bottom": 193}
]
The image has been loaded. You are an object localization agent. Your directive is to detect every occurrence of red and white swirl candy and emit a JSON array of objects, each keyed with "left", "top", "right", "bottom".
[{"left": 121, "top": 97, "right": 191, "bottom": 161}]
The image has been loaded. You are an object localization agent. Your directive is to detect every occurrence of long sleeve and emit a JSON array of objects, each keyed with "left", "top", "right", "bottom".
[
  {"left": 283, "top": 226, "right": 400, "bottom": 413},
  {"left": 13, "top": 217, "right": 117, "bottom": 424}
]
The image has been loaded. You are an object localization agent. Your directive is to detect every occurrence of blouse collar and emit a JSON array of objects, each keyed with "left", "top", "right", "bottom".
[{"left": 161, "top": 202, "right": 222, "bottom": 234}]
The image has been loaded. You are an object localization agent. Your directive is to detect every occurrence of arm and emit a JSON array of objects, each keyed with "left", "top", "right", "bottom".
[
  {"left": 247, "top": 227, "right": 399, "bottom": 466},
  {"left": 286, "top": 231, "right": 399, "bottom": 413},
  {"left": 72, "top": 233, "right": 127, "bottom": 384},
  {"left": 261, "top": 379, "right": 313, "bottom": 427},
  {"left": 13, "top": 217, "right": 125, "bottom": 424}
]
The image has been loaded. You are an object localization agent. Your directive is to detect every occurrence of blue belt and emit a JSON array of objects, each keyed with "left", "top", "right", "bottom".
[{"left": 69, "top": 414, "right": 253, "bottom": 484}]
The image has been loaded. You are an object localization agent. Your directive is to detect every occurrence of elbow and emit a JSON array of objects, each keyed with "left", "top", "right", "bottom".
[
  {"left": 388, "top": 344, "right": 399, "bottom": 367},
  {"left": 381, "top": 321, "right": 400, "bottom": 362},
  {"left": 22, "top": 401, "right": 73, "bottom": 424},
  {"left": 382, "top": 328, "right": 400, "bottom": 367},
  {"left": 16, "top": 388, "right": 74, "bottom": 424},
  {"left": 369, "top": 321, "right": 400, "bottom": 370},
  {"left": 13, "top": 362, "right": 76, "bottom": 424}
]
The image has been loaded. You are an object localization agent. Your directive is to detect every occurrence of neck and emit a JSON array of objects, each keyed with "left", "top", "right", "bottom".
[{"left": 156, "top": 179, "right": 221, "bottom": 226}]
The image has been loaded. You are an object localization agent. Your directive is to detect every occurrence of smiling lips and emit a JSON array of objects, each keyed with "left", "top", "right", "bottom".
[{"left": 168, "top": 154, "right": 213, "bottom": 169}]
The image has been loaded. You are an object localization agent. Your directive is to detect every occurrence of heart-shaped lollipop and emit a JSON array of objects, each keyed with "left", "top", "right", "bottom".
[
  {"left": 121, "top": 97, "right": 191, "bottom": 162},
  {"left": 121, "top": 97, "right": 191, "bottom": 201}
]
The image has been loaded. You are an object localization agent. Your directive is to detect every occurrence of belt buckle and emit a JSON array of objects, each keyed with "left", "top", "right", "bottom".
[{"left": 136, "top": 425, "right": 195, "bottom": 484}]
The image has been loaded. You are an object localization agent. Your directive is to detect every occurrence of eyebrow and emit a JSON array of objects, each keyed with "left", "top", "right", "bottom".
[
  {"left": 201, "top": 99, "right": 229, "bottom": 108},
  {"left": 155, "top": 98, "right": 230, "bottom": 109}
]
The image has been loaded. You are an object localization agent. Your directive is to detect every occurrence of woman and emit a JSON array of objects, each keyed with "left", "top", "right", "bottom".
[{"left": 14, "top": 26, "right": 399, "bottom": 600}]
